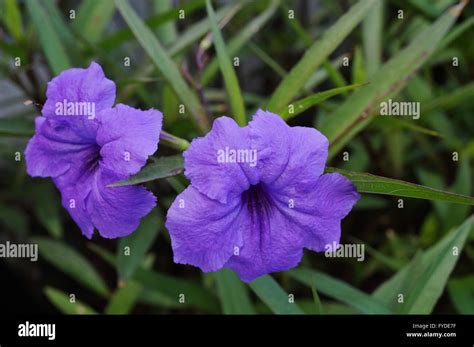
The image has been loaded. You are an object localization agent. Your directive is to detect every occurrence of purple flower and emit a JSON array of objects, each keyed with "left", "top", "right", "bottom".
[
  {"left": 25, "top": 62, "right": 162, "bottom": 239},
  {"left": 166, "top": 110, "right": 359, "bottom": 282}
]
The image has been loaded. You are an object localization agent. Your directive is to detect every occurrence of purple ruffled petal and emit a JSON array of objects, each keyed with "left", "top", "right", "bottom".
[
  {"left": 165, "top": 185, "right": 245, "bottom": 272},
  {"left": 224, "top": 184, "right": 305, "bottom": 282},
  {"left": 247, "top": 110, "right": 291, "bottom": 184},
  {"left": 183, "top": 117, "right": 256, "bottom": 203},
  {"left": 55, "top": 181, "right": 95, "bottom": 239},
  {"left": 96, "top": 104, "right": 162, "bottom": 177},
  {"left": 86, "top": 168, "right": 156, "bottom": 239},
  {"left": 43, "top": 61, "right": 116, "bottom": 118},
  {"left": 301, "top": 173, "right": 360, "bottom": 251},
  {"left": 25, "top": 117, "right": 98, "bottom": 179},
  {"left": 267, "top": 125, "right": 328, "bottom": 192}
]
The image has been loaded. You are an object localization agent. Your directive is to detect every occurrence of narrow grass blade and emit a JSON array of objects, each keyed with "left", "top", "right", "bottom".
[
  {"left": 115, "top": 0, "right": 210, "bottom": 132},
  {"left": 202, "top": 0, "right": 279, "bottom": 85},
  {"left": 362, "top": 0, "right": 383, "bottom": 77},
  {"left": 44, "top": 287, "right": 97, "bottom": 314},
  {"left": 280, "top": 83, "right": 365, "bottom": 120},
  {"left": 249, "top": 275, "right": 304, "bottom": 314},
  {"left": 448, "top": 276, "right": 474, "bottom": 314},
  {"left": 206, "top": 0, "right": 246, "bottom": 125},
  {"left": 327, "top": 167, "right": 474, "bottom": 205},
  {"left": 372, "top": 117, "right": 441, "bottom": 137},
  {"left": 266, "top": 0, "right": 377, "bottom": 112},
  {"left": 134, "top": 268, "right": 220, "bottom": 312},
  {"left": 373, "top": 216, "right": 473, "bottom": 313},
  {"left": 100, "top": 0, "right": 205, "bottom": 50},
  {"left": 25, "top": 0, "right": 72, "bottom": 75},
  {"left": 310, "top": 275, "right": 323, "bottom": 314},
  {"left": 117, "top": 209, "right": 161, "bottom": 282},
  {"left": 423, "top": 82, "right": 474, "bottom": 114},
  {"left": 0, "top": 118, "right": 34, "bottom": 137},
  {"left": 154, "top": 0, "right": 177, "bottom": 44},
  {"left": 108, "top": 155, "right": 184, "bottom": 187},
  {"left": 2, "top": 0, "right": 23, "bottom": 42},
  {"left": 288, "top": 268, "right": 391, "bottom": 314},
  {"left": 169, "top": 2, "right": 242, "bottom": 57},
  {"left": 215, "top": 269, "right": 256, "bottom": 314},
  {"left": 105, "top": 281, "right": 142, "bottom": 314},
  {"left": 32, "top": 237, "right": 109, "bottom": 297},
  {"left": 74, "top": 0, "right": 115, "bottom": 43},
  {"left": 321, "top": 2, "right": 466, "bottom": 159}
]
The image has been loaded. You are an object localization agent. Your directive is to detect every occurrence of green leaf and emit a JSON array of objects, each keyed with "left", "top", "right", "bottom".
[
  {"left": 105, "top": 281, "right": 142, "bottom": 314},
  {"left": 99, "top": 0, "right": 205, "bottom": 50},
  {"left": 206, "top": 0, "right": 246, "bottom": 126},
  {"left": 448, "top": 276, "right": 474, "bottom": 314},
  {"left": 362, "top": 0, "right": 383, "bottom": 77},
  {"left": 372, "top": 117, "right": 441, "bottom": 137},
  {"left": 115, "top": 0, "right": 210, "bottom": 133},
  {"left": 169, "top": 2, "right": 241, "bottom": 57},
  {"left": 44, "top": 287, "right": 97, "bottom": 314},
  {"left": 436, "top": 16, "right": 474, "bottom": 53},
  {"left": 25, "top": 0, "right": 72, "bottom": 75},
  {"left": 202, "top": 0, "right": 279, "bottom": 85},
  {"left": 74, "top": 0, "right": 115, "bottom": 43},
  {"left": 215, "top": 269, "right": 255, "bottom": 314},
  {"left": 154, "top": 0, "right": 177, "bottom": 45},
  {"left": 31, "top": 237, "right": 109, "bottom": 297},
  {"left": 117, "top": 209, "right": 161, "bottom": 281},
  {"left": 423, "top": 82, "right": 474, "bottom": 114},
  {"left": 247, "top": 41, "right": 286, "bottom": 78},
  {"left": 0, "top": 204, "right": 28, "bottom": 235},
  {"left": 309, "top": 275, "right": 323, "bottom": 314},
  {"left": 266, "top": 0, "right": 377, "bottom": 112},
  {"left": 372, "top": 216, "right": 473, "bottom": 313},
  {"left": 249, "top": 275, "right": 304, "bottom": 314},
  {"left": 3, "top": 0, "right": 23, "bottom": 42},
  {"left": 0, "top": 118, "right": 34, "bottom": 137},
  {"left": 321, "top": 2, "right": 466, "bottom": 158},
  {"left": 351, "top": 46, "right": 366, "bottom": 84},
  {"left": 327, "top": 167, "right": 474, "bottom": 205},
  {"left": 32, "top": 182, "right": 63, "bottom": 238},
  {"left": 108, "top": 155, "right": 184, "bottom": 187},
  {"left": 280, "top": 83, "right": 366, "bottom": 120},
  {"left": 288, "top": 268, "right": 391, "bottom": 314},
  {"left": 134, "top": 268, "right": 220, "bottom": 312}
]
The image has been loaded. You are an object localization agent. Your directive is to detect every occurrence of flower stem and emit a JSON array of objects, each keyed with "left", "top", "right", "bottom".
[{"left": 160, "top": 130, "right": 190, "bottom": 151}]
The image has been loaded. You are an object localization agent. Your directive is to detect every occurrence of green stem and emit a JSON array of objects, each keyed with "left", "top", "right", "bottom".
[{"left": 160, "top": 130, "right": 190, "bottom": 151}]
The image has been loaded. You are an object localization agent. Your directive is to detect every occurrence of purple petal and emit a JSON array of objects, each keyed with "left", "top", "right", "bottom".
[
  {"left": 271, "top": 173, "right": 359, "bottom": 252},
  {"left": 247, "top": 109, "right": 291, "bottom": 184},
  {"left": 165, "top": 185, "right": 245, "bottom": 272},
  {"left": 85, "top": 168, "right": 156, "bottom": 239},
  {"left": 25, "top": 117, "right": 99, "bottom": 179},
  {"left": 223, "top": 184, "right": 305, "bottom": 282},
  {"left": 54, "top": 180, "right": 95, "bottom": 239},
  {"left": 183, "top": 117, "right": 256, "bottom": 203},
  {"left": 42, "top": 62, "right": 116, "bottom": 118},
  {"left": 96, "top": 104, "right": 162, "bottom": 176},
  {"left": 268, "top": 125, "right": 328, "bottom": 192}
]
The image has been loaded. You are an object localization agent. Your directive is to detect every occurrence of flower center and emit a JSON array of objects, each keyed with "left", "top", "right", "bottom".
[
  {"left": 242, "top": 183, "right": 273, "bottom": 218},
  {"left": 82, "top": 144, "right": 102, "bottom": 175}
]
